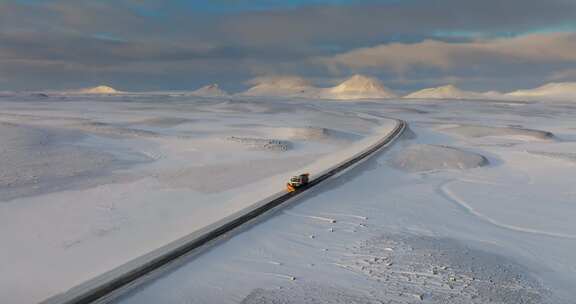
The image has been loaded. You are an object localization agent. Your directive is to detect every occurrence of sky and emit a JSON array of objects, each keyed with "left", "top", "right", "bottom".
[{"left": 1, "top": 0, "right": 576, "bottom": 92}]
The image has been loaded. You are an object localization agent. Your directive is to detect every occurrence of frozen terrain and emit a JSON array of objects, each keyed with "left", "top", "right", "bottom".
[
  {"left": 0, "top": 94, "right": 396, "bottom": 304},
  {"left": 109, "top": 97, "right": 576, "bottom": 304},
  {"left": 1, "top": 92, "right": 576, "bottom": 303},
  {"left": 389, "top": 144, "right": 488, "bottom": 172}
]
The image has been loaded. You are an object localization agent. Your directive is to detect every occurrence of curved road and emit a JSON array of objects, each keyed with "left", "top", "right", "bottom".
[{"left": 42, "top": 119, "right": 407, "bottom": 304}]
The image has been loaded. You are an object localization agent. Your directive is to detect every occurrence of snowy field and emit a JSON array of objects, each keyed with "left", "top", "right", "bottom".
[
  {"left": 104, "top": 97, "right": 576, "bottom": 304},
  {"left": 0, "top": 94, "right": 396, "bottom": 304}
]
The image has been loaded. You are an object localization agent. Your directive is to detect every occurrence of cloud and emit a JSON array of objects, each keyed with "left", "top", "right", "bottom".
[
  {"left": 318, "top": 33, "right": 576, "bottom": 73},
  {"left": 218, "top": 0, "right": 576, "bottom": 46},
  {"left": 548, "top": 68, "right": 576, "bottom": 81},
  {"left": 0, "top": 0, "right": 575, "bottom": 91},
  {"left": 0, "top": 31, "right": 243, "bottom": 67}
]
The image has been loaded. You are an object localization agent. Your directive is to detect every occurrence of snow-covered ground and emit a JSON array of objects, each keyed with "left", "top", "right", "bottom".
[
  {"left": 108, "top": 98, "right": 576, "bottom": 304},
  {"left": 0, "top": 94, "right": 396, "bottom": 304}
]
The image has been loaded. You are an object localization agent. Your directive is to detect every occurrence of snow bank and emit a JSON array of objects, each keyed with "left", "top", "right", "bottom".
[
  {"left": 404, "top": 85, "right": 498, "bottom": 100},
  {"left": 192, "top": 84, "right": 228, "bottom": 97},
  {"left": 325, "top": 74, "right": 397, "bottom": 100},
  {"left": 440, "top": 125, "right": 554, "bottom": 141},
  {"left": 390, "top": 144, "right": 488, "bottom": 172},
  {"left": 507, "top": 82, "right": 576, "bottom": 102}
]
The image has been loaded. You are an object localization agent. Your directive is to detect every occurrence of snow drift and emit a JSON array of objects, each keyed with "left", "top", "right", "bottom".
[{"left": 390, "top": 144, "right": 488, "bottom": 172}]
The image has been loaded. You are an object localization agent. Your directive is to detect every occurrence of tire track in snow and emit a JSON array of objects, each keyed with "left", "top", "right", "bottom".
[
  {"left": 282, "top": 211, "right": 337, "bottom": 223},
  {"left": 318, "top": 212, "right": 368, "bottom": 221}
]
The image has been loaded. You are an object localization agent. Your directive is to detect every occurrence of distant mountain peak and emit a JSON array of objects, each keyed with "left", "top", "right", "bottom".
[
  {"left": 508, "top": 82, "right": 576, "bottom": 97},
  {"left": 192, "top": 84, "right": 228, "bottom": 96},
  {"left": 78, "top": 85, "right": 119, "bottom": 94},
  {"left": 403, "top": 84, "right": 495, "bottom": 100},
  {"left": 327, "top": 74, "right": 396, "bottom": 99},
  {"left": 242, "top": 76, "right": 316, "bottom": 97}
]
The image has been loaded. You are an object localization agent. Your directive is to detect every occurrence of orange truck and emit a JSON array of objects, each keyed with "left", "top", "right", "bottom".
[{"left": 286, "top": 173, "right": 310, "bottom": 192}]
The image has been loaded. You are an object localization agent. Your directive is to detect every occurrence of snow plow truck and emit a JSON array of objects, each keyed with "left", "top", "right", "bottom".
[{"left": 286, "top": 173, "right": 310, "bottom": 192}]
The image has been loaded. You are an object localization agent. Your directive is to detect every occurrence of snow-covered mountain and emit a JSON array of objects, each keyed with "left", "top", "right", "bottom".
[
  {"left": 507, "top": 82, "right": 576, "bottom": 101},
  {"left": 324, "top": 75, "right": 397, "bottom": 100},
  {"left": 404, "top": 85, "right": 490, "bottom": 100},
  {"left": 192, "top": 84, "right": 228, "bottom": 97},
  {"left": 75, "top": 85, "right": 120, "bottom": 94},
  {"left": 240, "top": 74, "right": 396, "bottom": 100},
  {"left": 241, "top": 76, "right": 318, "bottom": 97}
]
